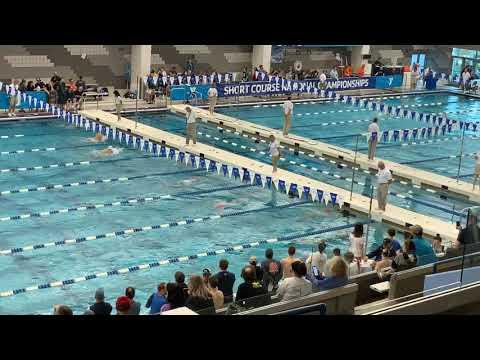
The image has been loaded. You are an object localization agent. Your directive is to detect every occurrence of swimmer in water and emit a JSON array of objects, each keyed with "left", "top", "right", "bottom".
[
  {"left": 88, "top": 133, "right": 107, "bottom": 143},
  {"left": 97, "top": 145, "right": 121, "bottom": 157}
]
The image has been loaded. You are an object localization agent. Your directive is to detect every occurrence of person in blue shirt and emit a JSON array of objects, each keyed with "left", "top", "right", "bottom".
[
  {"left": 386, "top": 228, "right": 402, "bottom": 253},
  {"left": 145, "top": 282, "right": 167, "bottom": 315},
  {"left": 306, "top": 257, "right": 348, "bottom": 291},
  {"left": 409, "top": 225, "right": 436, "bottom": 265}
]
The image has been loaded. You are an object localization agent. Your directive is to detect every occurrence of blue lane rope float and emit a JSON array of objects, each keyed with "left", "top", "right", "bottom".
[
  {"left": 0, "top": 155, "right": 153, "bottom": 174},
  {"left": 0, "top": 221, "right": 370, "bottom": 298},
  {"left": 0, "top": 168, "right": 205, "bottom": 196},
  {"left": 400, "top": 152, "right": 477, "bottom": 165},
  {"left": 0, "top": 143, "right": 125, "bottom": 156},
  {"left": 0, "top": 200, "right": 310, "bottom": 256},
  {"left": 0, "top": 183, "right": 254, "bottom": 223},
  {"left": 357, "top": 135, "right": 479, "bottom": 151},
  {"left": 0, "top": 134, "right": 24, "bottom": 139}
]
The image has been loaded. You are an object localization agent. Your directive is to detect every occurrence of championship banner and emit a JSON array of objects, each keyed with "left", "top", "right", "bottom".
[{"left": 170, "top": 75, "right": 403, "bottom": 100}]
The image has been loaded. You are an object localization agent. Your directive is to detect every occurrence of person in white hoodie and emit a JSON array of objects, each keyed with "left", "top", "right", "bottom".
[
  {"left": 306, "top": 240, "right": 328, "bottom": 276},
  {"left": 277, "top": 261, "right": 312, "bottom": 302}
]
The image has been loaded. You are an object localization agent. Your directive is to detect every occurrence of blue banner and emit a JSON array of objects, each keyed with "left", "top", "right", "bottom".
[
  {"left": 170, "top": 74, "right": 404, "bottom": 100},
  {"left": 0, "top": 91, "right": 48, "bottom": 110}
]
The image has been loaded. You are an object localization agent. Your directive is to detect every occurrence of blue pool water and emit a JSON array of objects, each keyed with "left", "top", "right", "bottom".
[
  {"left": 0, "top": 118, "right": 392, "bottom": 315},
  {"left": 137, "top": 108, "right": 475, "bottom": 224},
  {"left": 214, "top": 92, "right": 480, "bottom": 182}
]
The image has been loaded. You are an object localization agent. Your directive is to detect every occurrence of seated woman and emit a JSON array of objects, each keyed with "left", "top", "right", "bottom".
[
  {"left": 306, "top": 257, "right": 348, "bottom": 291},
  {"left": 375, "top": 250, "right": 394, "bottom": 280},
  {"left": 185, "top": 275, "right": 215, "bottom": 313},
  {"left": 392, "top": 235, "right": 417, "bottom": 272}
]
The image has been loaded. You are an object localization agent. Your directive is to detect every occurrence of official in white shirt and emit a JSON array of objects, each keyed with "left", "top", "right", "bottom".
[
  {"left": 269, "top": 135, "right": 280, "bottom": 173},
  {"left": 376, "top": 161, "right": 393, "bottom": 211},
  {"left": 207, "top": 83, "right": 218, "bottom": 115},
  {"left": 367, "top": 118, "right": 380, "bottom": 160},
  {"left": 282, "top": 96, "right": 294, "bottom": 136},
  {"left": 185, "top": 106, "right": 197, "bottom": 145},
  {"left": 8, "top": 79, "right": 18, "bottom": 117}
]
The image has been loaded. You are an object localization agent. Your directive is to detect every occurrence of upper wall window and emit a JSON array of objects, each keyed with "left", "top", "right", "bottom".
[{"left": 452, "top": 48, "right": 477, "bottom": 59}]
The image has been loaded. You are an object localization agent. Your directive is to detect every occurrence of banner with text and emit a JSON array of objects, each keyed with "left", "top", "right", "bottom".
[{"left": 170, "top": 75, "right": 403, "bottom": 101}]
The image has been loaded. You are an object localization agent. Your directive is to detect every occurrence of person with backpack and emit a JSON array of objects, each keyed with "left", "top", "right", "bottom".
[{"left": 261, "top": 248, "right": 283, "bottom": 292}]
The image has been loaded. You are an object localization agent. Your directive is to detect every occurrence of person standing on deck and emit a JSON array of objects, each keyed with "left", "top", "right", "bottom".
[
  {"left": 269, "top": 134, "right": 280, "bottom": 173},
  {"left": 208, "top": 82, "right": 218, "bottom": 116},
  {"left": 367, "top": 118, "right": 380, "bottom": 160},
  {"left": 8, "top": 79, "right": 18, "bottom": 117},
  {"left": 376, "top": 161, "right": 393, "bottom": 211},
  {"left": 113, "top": 90, "right": 122, "bottom": 121},
  {"left": 281, "top": 96, "right": 294, "bottom": 136},
  {"left": 473, "top": 154, "right": 480, "bottom": 190},
  {"left": 185, "top": 106, "right": 197, "bottom": 146}
]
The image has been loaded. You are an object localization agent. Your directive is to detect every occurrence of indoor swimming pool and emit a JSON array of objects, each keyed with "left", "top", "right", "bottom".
[
  {"left": 212, "top": 92, "right": 480, "bottom": 182},
  {"left": 0, "top": 118, "right": 391, "bottom": 315}
]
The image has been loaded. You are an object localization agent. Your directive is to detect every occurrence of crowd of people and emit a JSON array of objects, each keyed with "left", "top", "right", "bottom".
[
  {"left": 52, "top": 221, "right": 453, "bottom": 315},
  {"left": 460, "top": 65, "right": 478, "bottom": 93},
  {"left": 2, "top": 73, "right": 88, "bottom": 116}
]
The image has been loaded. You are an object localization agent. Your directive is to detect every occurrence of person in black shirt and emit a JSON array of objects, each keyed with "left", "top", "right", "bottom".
[
  {"left": 175, "top": 271, "right": 189, "bottom": 305},
  {"left": 367, "top": 238, "right": 396, "bottom": 261},
  {"left": 249, "top": 256, "right": 264, "bottom": 282},
  {"left": 261, "top": 248, "right": 283, "bottom": 292},
  {"left": 214, "top": 259, "right": 236, "bottom": 303},
  {"left": 457, "top": 212, "right": 480, "bottom": 251},
  {"left": 51, "top": 72, "right": 61, "bottom": 85},
  {"left": 35, "top": 78, "right": 45, "bottom": 89},
  {"left": 235, "top": 265, "right": 268, "bottom": 302},
  {"left": 26, "top": 81, "right": 35, "bottom": 91},
  {"left": 89, "top": 288, "right": 112, "bottom": 315}
]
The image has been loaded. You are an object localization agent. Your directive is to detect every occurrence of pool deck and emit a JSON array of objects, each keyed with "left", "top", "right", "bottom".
[
  {"left": 169, "top": 104, "right": 480, "bottom": 203},
  {"left": 80, "top": 109, "right": 459, "bottom": 243}
]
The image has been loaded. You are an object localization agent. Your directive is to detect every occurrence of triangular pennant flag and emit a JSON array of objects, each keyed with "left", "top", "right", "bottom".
[
  {"left": 337, "top": 195, "right": 344, "bottom": 208},
  {"left": 323, "top": 192, "right": 331, "bottom": 205},
  {"left": 261, "top": 174, "right": 267, "bottom": 188}
]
